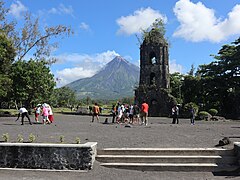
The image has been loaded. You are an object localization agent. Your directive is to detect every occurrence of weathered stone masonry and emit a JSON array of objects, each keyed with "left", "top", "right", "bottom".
[
  {"left": 0, "top": 142, "right": 97, "bottom": 170},
  {"left": 135, "top": 29, "right": 176, "bottom": 116}
]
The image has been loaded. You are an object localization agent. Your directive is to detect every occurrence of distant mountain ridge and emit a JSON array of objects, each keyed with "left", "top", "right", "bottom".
[{"left": 66, "top": 56, "right": 140, "bottom": 100}]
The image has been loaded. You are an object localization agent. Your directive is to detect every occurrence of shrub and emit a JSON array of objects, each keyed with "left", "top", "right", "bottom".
[
  {"left": 208, "top": 109, "right": 218, "bottom": 116},
  {"left": 198, "top": 111, "right": 211, "bottom": 120},
  {"left": 29, "top": 133, "right": 36, "bottom": 143},
  {"left": 183, "top": 102, "right": 199, "bottom": 118},
  {"left": 2, "top": 133, "right": 9, "bottom": 142},
  {"left": 17, "top": 134, "right": 24, "bottom": 143},
  {"left": 75, "top": 137, "right": 81, "bottom": 144}
]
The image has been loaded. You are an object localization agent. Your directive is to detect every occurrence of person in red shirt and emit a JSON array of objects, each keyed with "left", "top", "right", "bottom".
[{"left": 140, "top": 101, "right": 149, "bottom": 125}]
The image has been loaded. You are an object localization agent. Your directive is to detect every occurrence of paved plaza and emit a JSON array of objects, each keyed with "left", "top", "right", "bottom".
[{"left": 0, "top": 114, "right": 239, "bottom": 180}]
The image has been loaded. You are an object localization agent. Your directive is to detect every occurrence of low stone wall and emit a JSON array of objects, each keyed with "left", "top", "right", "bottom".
[
  {"left": 234, "top": 142, "right": 240, "bottom": 165},
  {"left": 0, "top": 142, "right": 97, "bottom": 170}
]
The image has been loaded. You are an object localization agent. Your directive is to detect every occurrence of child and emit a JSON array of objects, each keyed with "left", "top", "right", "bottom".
[{"left": 34, "top": 104, "right": 41, "bottom": 122}]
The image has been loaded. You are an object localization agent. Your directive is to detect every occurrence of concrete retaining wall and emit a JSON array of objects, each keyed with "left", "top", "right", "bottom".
[
  {"left": 0, "top": 142, "right": 97, "bottom": 170},
  {"left": 234, "top": 142, "right": 240, "bottom": 165}
]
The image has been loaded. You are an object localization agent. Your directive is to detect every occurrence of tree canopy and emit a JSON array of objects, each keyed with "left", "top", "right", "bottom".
[
  {"left": 10, "top": 59, "right": 55, "bottom": 108},
  {"left": 196, "top": 38, "right": 240, "bottom": 118},
  {"left": 0, "top": 32, "right": 15, "bottom": 98},
  {"left": 0, "top": 1, "right": 73, "bottom": 64}
]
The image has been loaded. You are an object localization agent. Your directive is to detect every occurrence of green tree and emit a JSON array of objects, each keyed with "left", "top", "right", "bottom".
[
  {"left": 197, "top": 37, "right": 240, "bottom": 118},
  {"left": 0, "top": 1, "right": 73, "bottom": 64},
  {"left": 0, "top": 32, "right": 16, "bottom": 98},
  {"left": 170, "top": 72, "right": 184, "bottom": 103},
  {"left": 187, "top": 64, "right": 195, "bottom": 76},
  {"left": 50, "top": 87, "right": 77, "bottom": 107},
  {"left": 10, "top": 59, "right": 55, "bottom": 108},
  {"left": 181, "top": 75, "right": 201, "bottom": 105}
]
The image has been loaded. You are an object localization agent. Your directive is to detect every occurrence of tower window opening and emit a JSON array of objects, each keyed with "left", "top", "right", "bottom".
[{"left": 149, "top": 52, "right": 157, "bottom": 64}]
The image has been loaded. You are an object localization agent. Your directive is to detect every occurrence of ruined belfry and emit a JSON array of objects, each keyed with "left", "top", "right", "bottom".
[{"left": 135, "top": 28, "right": 176, "bottom": 116}]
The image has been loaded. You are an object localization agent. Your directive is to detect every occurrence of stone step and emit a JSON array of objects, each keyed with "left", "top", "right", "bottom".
[
  {"left": 100, "top": 162, "right": 239, "bottom": 172},
  {"left": 96, "top": 155, "right": 237, "bottom": 164},
  {"left": 97, "top": 148, "right": 235, "bottom": 156}
]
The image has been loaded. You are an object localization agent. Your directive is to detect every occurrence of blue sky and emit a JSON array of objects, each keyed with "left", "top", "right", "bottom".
[{"left": 4, "top": 0, "right": 240, "bottom": 87}]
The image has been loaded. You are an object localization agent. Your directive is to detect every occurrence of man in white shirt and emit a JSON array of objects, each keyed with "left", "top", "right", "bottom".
[{"left": 16, "top": 106, "right": 32, "bottom": 125}]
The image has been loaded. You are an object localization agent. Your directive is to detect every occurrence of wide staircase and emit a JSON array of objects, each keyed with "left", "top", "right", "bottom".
[{"left": 96, "top": 148, "right": 239, "bottom": 172}]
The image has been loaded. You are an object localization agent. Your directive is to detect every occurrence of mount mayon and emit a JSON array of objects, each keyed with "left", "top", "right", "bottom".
[{"left": 66, "top": 56, "right": 140, "bottom": 100}]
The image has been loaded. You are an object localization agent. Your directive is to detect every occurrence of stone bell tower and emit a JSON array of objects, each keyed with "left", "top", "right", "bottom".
[{"left": 135, "top": 28, "right": 176, "bottom": 116}]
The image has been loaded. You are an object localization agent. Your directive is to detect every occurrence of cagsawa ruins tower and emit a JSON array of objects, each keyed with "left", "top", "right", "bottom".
[{"left": 135, "top": 27, "right": 176, "bottom": 116}]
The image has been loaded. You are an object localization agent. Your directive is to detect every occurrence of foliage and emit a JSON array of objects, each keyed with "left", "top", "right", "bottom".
[
  {"left": 0, "top": 1, "right": 73, "bottom": 64},
  {"left": 187, "top": 64, "right": 196, "bottom": 76},
  {"left": 49, "top": 87, "right": 77, "bottom": 107},
  {"left": 137, "top": 18, "right": 167, "bottom": 46},
  {"left": 119, "top": 97, "right": 134, "bottom": 105},
  {"left": 75, "top": 137, "right": 81, "bottom": 144},
  {"left": 183, "top": 102, "right": 198, "bottom": 117},
  {"left": 208, "top": 109, "right": 218, "bottom": 116},
  {"left": 198, "top": 111, "right": 211, "bottom": 120},
  {"left": 181, "top": 75, "right": 202, "bottom": 104},
  {"left": 2, "top": 133, "right": 9, "bottom": 142},
  {"left": 0, "top": 33, "right": 16, "bottom": 98},
  {"left": 10, "top": 59, "right": 55, "bottom": 108},
  {"left": 17, "top": 134, "right": 24, "bottom": 143},
  {"left": 28, "top": 133, "right": 36, "bottom": 143},
  {"left": 0, "top": 1, "right": 72, "bottom": 108},
  {"left": 197, "top": 37, "right": 240, "bottom": 118},
  {"left": 170, "top": 72, "right": 184, "bottom": 103}
]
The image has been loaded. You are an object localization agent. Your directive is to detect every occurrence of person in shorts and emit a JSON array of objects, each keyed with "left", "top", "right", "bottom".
[
  {"left": 140, "top": 101, "right": 149, "bottom": 125},
  {"left": 92, "top": 103, "right": 100, "bottom": 122}
]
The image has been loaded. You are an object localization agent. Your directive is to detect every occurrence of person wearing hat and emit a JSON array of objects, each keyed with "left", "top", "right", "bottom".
[{"left": 34, "top": 104, "right": 41, "bottom": 122}]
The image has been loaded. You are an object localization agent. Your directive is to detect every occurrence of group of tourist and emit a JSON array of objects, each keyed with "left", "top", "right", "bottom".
[
  {"left": 91, "top": 101, "right": 149, "bottom": 126},
  {"left": 91, "top": 101, "right": 196, "bottom": 126},
  {"left": 16, "top": 103, "right": 54, "bottom": 125}
]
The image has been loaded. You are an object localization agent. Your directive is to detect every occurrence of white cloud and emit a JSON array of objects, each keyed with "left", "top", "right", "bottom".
[
  {"left": 169, "top": 60, "right": 184, "bottom": 74},
  {"left": 9, "top": 0, "right": 28, "bottom": 19},
  {"left": 116, "top": 7, "right": 167, "bottom": 35},
  {"left": 56, "top": 67, "right": 96, "bottom": 87},
  {"left": 53, "top": 50, "right": 120, "bottom": 87},
  {"left": 48, "top": 3, "right": 74, "bottom": 17},
  {"left": 173, "top": 0, "right": 240, "bottom": 42},
  {"left": 79, "top": 22, "right": 90, "bottom": 31}
]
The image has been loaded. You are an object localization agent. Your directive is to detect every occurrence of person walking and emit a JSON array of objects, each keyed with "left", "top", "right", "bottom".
[
  {"left": 140, "top": 101, "right": 149, "bottom": 125},
  {"left": 16, "top": 106, "right": 32, "bottom": 125},
  {"left": 92, "top": 103, "right": 100, "bottom": 122},
  {"left": 190, "top": 106, "right": 195, "bottom": 125}
]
